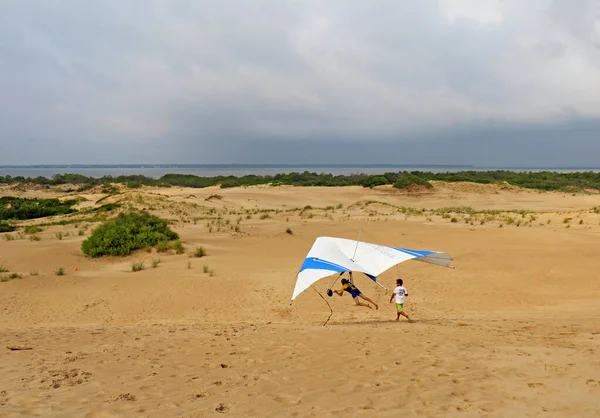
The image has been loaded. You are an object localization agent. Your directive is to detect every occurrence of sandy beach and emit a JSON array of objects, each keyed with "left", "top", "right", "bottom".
[{"left": 1, "top": 182, "right": 599, "bottom": 417}]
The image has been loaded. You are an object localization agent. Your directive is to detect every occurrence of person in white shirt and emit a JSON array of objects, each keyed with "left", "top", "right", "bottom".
[{"left": 389, "top": 278, "right": 412, "bottom": 322}]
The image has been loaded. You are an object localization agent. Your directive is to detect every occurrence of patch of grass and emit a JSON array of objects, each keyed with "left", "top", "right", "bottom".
[
  {"left": 55, "top": 267, "right": 65, "bottom": 276},
  {"left": 1, "top": 272, "right": 23, "bottom": 282},
  {"left": 450, "top": 217, "right": 458, "bottom": 223},
  {"left": 151, "top": 258, "right": 161, "bottom": 268},
  {"left": 81, "top": 212, "right": 179, "bottom": 257},
  {"left": 193, "top": 246, "right": 207, "bottom": 258},
  {"left": 187, "top": 261, "right": 192, "bottom": 269},
  {"left": 156, "top": 241, "right": 169, "bottom": 253},
  {"left": 93, "top": 203, "right": 121, "bottom": 213},
  {"left": 78, "top": 229, "right": 85, "bottom": 236},
  {"left": 38, "top": 217, "right": 104, "bottom": 227},
  {"left": 55, "top": 231, "right": 64, "bottom": 240},
  {"left": 30, "top": 270, "right": 38, "bottom": 276},
  {"left": 563, "top": 217, "right": 571, "bottom": 224},
  {"left": 0, "top": 266, "right": 9, "bottom": 273},
  {"left": 286, "top": 227, "right": 293, "bottom": 235},
  {"left": 130, "top": 261, "right": 145, "bottom": 272},
  {"left": 260, "top": 213, "right": 271, "bottom": 220},
  {"left": 203, "top": 265, "right": 209, "bottom": 273},
  {"left": 29, "top": 235, "right": 41, "bottom": 241},
  {"left": 24, "top": 225, "right": 43, "bottom": 234},
  {"left": 3, "top": 234, "right": 14, "bottom": 241},
  {"left": 171, "top": 240, "right": 185, "bottom": 254},
  {"left": 209, "top": 269, "right": 215, "bottom": 277}
]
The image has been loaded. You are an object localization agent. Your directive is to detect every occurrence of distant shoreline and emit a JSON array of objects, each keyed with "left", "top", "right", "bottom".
[
  {"left": 2, "top": 164, "right": 600, "bottom": 180},
  {"left": 3, "top": 164, "right": 600, "bottom": 170}
]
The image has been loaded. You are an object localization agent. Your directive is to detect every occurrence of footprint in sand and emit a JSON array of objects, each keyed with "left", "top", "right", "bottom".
[
  {"left": 114, "top": 393, "right": 136, "bottom": 402},
  {"left": 215, "top": 403, "right": 230, "bottom": 413}
]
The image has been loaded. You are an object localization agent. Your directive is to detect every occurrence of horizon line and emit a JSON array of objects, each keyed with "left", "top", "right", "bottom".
[{"left": 3, "top": 163, "right": 600, "bottom": 169}]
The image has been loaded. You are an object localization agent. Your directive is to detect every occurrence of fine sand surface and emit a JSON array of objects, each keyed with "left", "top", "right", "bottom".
[{"left": 1, "top": 183, "right": 600, "bottom": 417}]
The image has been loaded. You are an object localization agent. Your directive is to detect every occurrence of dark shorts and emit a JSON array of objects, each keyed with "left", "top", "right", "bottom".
[{"left": 350, "top": 289, "right": 361, "bottom": 299}]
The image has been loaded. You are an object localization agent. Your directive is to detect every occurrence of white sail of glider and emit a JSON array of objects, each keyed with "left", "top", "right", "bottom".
[{"left": 291, "top": 236, "right": 452, "bottom": 303}]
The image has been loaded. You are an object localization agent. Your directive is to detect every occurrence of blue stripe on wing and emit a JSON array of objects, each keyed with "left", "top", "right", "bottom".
[{"left": 299, "top": 257, "right": 348, "bottom": 273}]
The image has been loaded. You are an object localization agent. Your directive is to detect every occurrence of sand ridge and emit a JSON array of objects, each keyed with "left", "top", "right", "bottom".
[{"left": 1, "top": 182, "right": 600, "bottom": 417}]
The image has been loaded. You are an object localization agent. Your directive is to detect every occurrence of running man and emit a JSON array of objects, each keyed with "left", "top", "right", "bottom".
[{"left": 389, "top": 278, "right": 412, "bottom": 322}]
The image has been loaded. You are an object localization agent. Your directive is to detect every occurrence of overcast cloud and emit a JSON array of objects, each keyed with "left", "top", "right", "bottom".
[{"left": 1, "top": 0, "right": 600, "bottom": 165}]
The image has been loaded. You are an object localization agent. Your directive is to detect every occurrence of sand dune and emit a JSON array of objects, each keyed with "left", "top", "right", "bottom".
[{"left": 1, "top": 183, "right": 599, "bottom": 417}]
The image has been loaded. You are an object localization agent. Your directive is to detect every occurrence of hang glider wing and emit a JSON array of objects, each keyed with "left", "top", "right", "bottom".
[{"left": 291, "top": 236, "right": 452, "bottom": 303}]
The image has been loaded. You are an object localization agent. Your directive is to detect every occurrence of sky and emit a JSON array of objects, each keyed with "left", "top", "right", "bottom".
[{"left": 1, "top": 0, "right": 600, "bottom": 166}]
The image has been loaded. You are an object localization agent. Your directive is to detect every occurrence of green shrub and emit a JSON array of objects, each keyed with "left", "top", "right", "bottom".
[
  {"left": 81, "top": 212, "right": 179, "bottom": 257},
  {"left": 0, "top": 221, "right": 15, "bottom": 233},
  {"left": 55, "top": 231, "right": 64, "bottom": 240},
  {"left": 151, "top": 258, "right": 161, "bottom": 268},
  {"left": 203, "top": 265, "right": 209, "bottom": 273},
  {"left": 0, "top": 266, "right": 8, "bottom": 273},
  {"left": 126, "top": 181, "right": 142, "bottom": 189},
  {"left": 55, "top": 267, "right": 65, "bottom": 276},
  {"left": 393, "top": 173, "right": 433, "bottom": 190},
  {"left": 0, "top": 196, "right": 77, "bottom": 221},
  {"left": 29, "top": 235, "right": 41, "bottom": 241},
  {"left": 193, "top": 246, "right": 206, "bottom": 258}
]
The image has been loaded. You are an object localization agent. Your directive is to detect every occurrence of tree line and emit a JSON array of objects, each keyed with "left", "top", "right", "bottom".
[{"left": 2, "top": 170, "right": 600, "bottom": 192}]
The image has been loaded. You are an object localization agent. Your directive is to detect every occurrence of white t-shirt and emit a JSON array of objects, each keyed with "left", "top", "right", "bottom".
[{"left": 393, "top": 286, "right": 408, "bottom": 304}]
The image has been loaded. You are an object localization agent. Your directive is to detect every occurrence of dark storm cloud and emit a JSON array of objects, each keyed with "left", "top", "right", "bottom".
[{"left": 1, "top": 0, "right": 600, "bottom": 165}]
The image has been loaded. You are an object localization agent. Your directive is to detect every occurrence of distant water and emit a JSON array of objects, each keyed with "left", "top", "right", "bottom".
[{"left": 1, "top": 164, "right": 599, "bottom": 179}]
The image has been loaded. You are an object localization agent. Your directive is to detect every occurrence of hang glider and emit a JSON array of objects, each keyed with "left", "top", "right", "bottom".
[{"left": 290, "top": 236, "right": 452, "bottom": 304}]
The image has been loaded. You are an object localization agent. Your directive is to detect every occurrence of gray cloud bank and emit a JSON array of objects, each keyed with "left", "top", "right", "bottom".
[{"left": 1, "top": 0, "right": 600, "bottom": 165}]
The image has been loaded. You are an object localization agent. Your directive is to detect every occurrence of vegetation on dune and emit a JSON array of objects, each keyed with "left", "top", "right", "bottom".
[
  {"left": 81, "top": 212, "right": 179, "bottom": 257},
  {"left": 3, "top": 170, "right": 600, "bottom": 192},
  {"left": 393, "top": 172, "right": 434, "bottom": 190},
  {"left": 0, "top": 196, "right": 78, "bottom": 221},
  {"left": 0, "top": 221, "right": 15, "bottom": 233}
]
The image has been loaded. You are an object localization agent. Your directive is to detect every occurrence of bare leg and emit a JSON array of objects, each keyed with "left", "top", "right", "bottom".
[
  {"left": 353, "top": 298, "right": 372, "bottom": 309},
  {"left": 400, "top": 311, "right": 413, "bottom": 322},
  {"left": 358, "top": 294, "right": 378, "bottom": 310}
]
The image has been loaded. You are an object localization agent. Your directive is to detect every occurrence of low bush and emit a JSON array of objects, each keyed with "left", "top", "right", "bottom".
[
  {"left": 0, "top": 196, "right": 77, "bottom": 221},
  {"left": 81, "top": 212, "right": 179, "bottom": 257},
  {"left": 393, "top": 173, "right": 433, "bottom": 190},
  {"left": 0, "top": 221, "right": 15, "bottom": 233}
]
